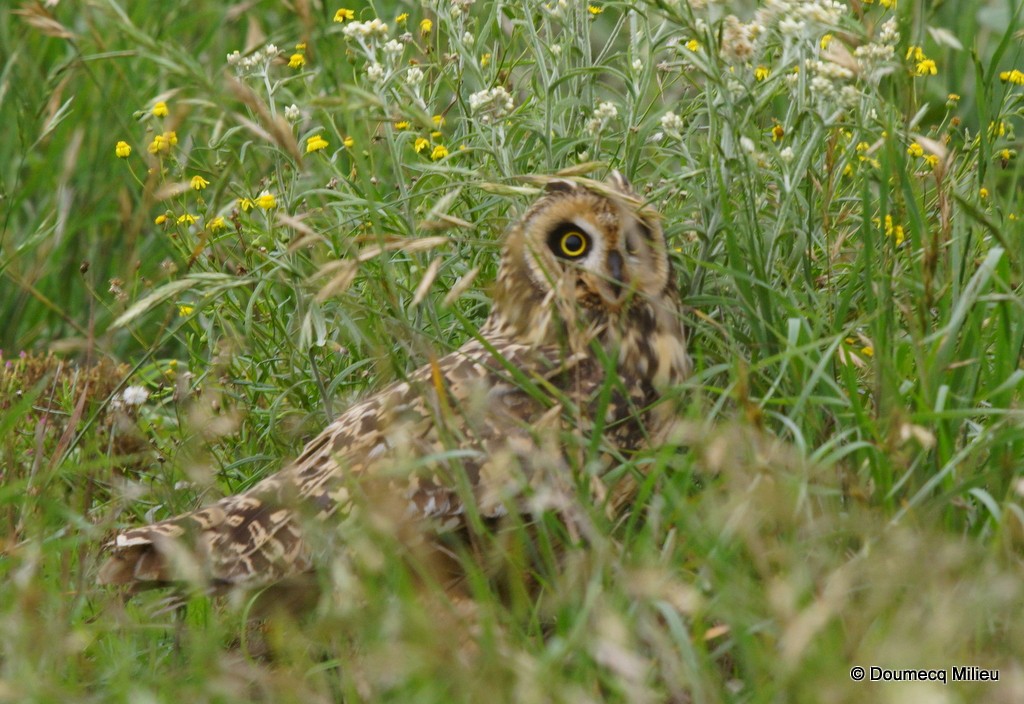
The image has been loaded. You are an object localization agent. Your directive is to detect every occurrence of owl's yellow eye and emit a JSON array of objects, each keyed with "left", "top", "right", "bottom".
[
  {"left": 548, "top": 223, "right": 591, "bottom": 260},
  {"left": 559, "top": 231, "right": 587, "bottom": 257}
]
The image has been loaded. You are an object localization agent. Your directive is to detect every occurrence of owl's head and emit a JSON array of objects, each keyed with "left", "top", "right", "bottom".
[{"left": 489, "top": 172, "right": 676, "bottom": 342}]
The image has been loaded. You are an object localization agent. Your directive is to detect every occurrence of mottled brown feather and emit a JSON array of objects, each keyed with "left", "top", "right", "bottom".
[{"left": 98, "top": 173, "right": 691, "bottom": 590}]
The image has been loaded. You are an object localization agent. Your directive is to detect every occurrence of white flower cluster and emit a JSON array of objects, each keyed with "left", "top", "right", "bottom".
[
  {"left": 285, "top": 104, "right": 301, "bottom": 122},
  {"left": 661, "top": 111, "right": 684, "bottom": 133},
  {"left": 660, "top": 111, "right": 684, "bottom": 140},
  {"left": 341, "top": 19, "right": 389, "bottom": 40},
  {"left": 854, "top": 18, "right": 900, "bottom": 83},
  {"left": 226, "top": 44, "right": 280, "bottom": 76},
  {"left": 110, "top": 385, "right": 149, "bottom": 412},
  {"left": 755, "top": 0, "right": 844, "bottom": 41},
  {"left": 758, "top": 0, "right": 843, "bottom": 28},
  {"left": 878, "top": 17, "right": 899, "bottom": 45},
  {"left": 802, "top": 58, "right": 860, "bottom": 110},
  {"left": 720, "top": 15, "right": 763, "bottom": 63},
  {"left": 338, "top": 19, "right": 406, "bottom": 85},
  {"left": 808, "top": 59, "right": 853, "bottom": 87},
  {"left": 469, "top": 86, "right": 515, "bottom": 123},
  {"left": 406, "top": 66, "right": 425, "bottom": 86},
  {"left": 586, "top": 101, "right": 619, "bottom": 135},
  {"left": 545, "top": 0, "right": 569, "bottom": 19},
  {"left": 778, "top": 17, "right": 807, "bottom": 38}
]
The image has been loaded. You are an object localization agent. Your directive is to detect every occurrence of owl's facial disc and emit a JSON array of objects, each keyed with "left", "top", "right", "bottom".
[
  {"left": 543, "top": 211, "right": 664, "bottom": 311},
  {"left": 514, "top": 179, "right": 670, "bottom": 320}
]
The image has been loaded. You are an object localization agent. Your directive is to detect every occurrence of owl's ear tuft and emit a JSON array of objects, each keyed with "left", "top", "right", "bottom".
[
  {"left": 606, "top": 170, "right": 634, "bottom": 195},
  {"left": 544, "top": 178, "right": 578, "bottom": 195}
]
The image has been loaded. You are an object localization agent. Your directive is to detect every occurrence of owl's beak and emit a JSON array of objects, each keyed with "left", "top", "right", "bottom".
[{"left": 607, "top": 250, "right": 625, "bottom": 298}]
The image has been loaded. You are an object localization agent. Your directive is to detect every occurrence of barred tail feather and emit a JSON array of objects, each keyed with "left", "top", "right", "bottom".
[{"left": 98, "top": 495, "right": 313, "bottom": 589}]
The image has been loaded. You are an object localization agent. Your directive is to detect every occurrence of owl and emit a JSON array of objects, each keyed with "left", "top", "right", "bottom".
[{"left": 98, "top": 172, "right": 691, "bottom": 592}]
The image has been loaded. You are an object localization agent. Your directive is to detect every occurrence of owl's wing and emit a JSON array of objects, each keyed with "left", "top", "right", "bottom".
[
  {"left": 98, "top": 337, "right": 593, "bottom": 590},
  {"left": 97, "top": 492, "right": 310, "bottom": 588}
]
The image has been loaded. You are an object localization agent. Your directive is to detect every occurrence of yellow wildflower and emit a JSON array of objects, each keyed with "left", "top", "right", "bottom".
[
  {"left": 306, "top": 134, "right": 329, "bottom": 153},
  {"left": 255, "top": 192, "right": 277, "bottom": 209},
  {"left": 907, "top": 143, "right": 924, "bottom": 158},
  {"left": 239, "top": 197, "right": 255, "bottom": 212},
  {"left": 154, "top": 214, "right": 168, "bottom": 225},
  {"left": 999, "top": 148, "right": 1017, "bottom": 162},
  {"left": 432, "top": 115, "right": 445, "bottom": 127},
  {"left": 190, "top": 175, "right": 210, "bottom": 190},
  {"left": 989, "top": 121, "right": 1006, "bottom": 137},
  {"left": 208, "top": 216, "right": 227, "bottom": 231},
  {"left": 948, "top": 93, "right": 960, "bottom": 102},
  {"left": 414, "top": 137, "right": 430, "bottom": 153},
  {"left": 915, "top": 59, "right": 937, "bottom": 76},
  {"left": 177, "top": 213, "right": 197, "bottom": 225},
  {"left": 430, "top": 144, "right": 449, "bottom": 161},
  {"left": 820, "top": 34, "right": 833, "bottom": 50},
  {"left": 481, "top": 53, "right": 491, "bottom": 67},
  {"left": 394, "top": 120, "right": 410, "bottom": 130},
  {"left": 881, "top": 215, "right": 905, "bottom": 245},
  {"left": 855, "top": 141, "right": 870, "bottom": 153},
  {"left": 288, "top": 53, "right": 306, "bottom": 69},
  {"left": 905, "top": 46, "right": 925, "bottom": 62},
  {"left": 152, "top": 101, "right": 169, "bottom": 117},
  {"left": 343, "top": 136, "right": 355, "bottom": 148},
  {"left": 115, "top": 140, "right": 132, "bottom": 158},
  {"left": 754, "top": 66, "right": 770, "bottom": 81},
  {"left": 430, "top": 130, "right": 442, "bottom": 138},
  {"left": 861, "top": 346, "right": 874, "bottom": 357},
  {"left": 178, "top": 305, "right": 194, "bottom": 317},
  {"left": 923, "top": 154, "right": 939, "bottom": 168},
  {"left": 334, "top": 8, "right": 354, "bottom": 22},
  {"left": 396, "top": 13, "right": 408, "bottom": 24},
  {"left": 588, "top": 4, "right": 603, "bottom": 14},
  {"left": 879, "top": 0, "right": 895, "bottom": 6},
  {"left": 843, "top": 163, "right": 854, "bottom": 177},
  {"left": 771, "top": 124, "right": 784, "bottom": 142},
  {"left": 420, "top": 18, "right": 432, "bottom": 35},
  {"left": 979, "top": 187, "right": 989, "bottom": 199},
  {"left": 1000, "top": 69, "right": 1024, "bottom": 85},
  {"left": 686, "top": 39, "right": 700, "bottom": 52},
  {"left": 296, "top": 42, "right": 307, "bottom": 51},
  {"left": 148, "top": 134, "right": 170, "bottom": 154}
]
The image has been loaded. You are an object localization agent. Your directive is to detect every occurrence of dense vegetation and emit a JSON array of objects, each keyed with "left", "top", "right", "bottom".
[{"left": 2, "top": 0, "right": 1023, "bottom": 701}]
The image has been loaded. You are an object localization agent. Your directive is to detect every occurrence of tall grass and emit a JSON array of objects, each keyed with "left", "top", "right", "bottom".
[{"left": 2, "top": 0, "right": 1023, "bottom": 701}]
